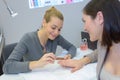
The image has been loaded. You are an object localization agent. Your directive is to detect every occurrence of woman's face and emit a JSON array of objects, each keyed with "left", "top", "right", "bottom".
[
  {"left": 82, "top": 12, "right": 104, "bottom": 42},
  {"left": 43, "top": 16, "right": 63, "bottom": 40}
]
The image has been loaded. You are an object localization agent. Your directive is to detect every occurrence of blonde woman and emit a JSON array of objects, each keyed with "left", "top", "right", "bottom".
[{"left": 3, "top": 7, "right": 76, "bottom": 74}]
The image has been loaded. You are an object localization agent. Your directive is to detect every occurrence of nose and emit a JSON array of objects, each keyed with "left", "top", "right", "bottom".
[{"left": 84, "top": 25, "right": 87, "bottom": 32}]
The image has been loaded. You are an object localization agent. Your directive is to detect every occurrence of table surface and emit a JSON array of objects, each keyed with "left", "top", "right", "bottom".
[{"left": 0, "top": 48, "right": 97, "bottom": 80}]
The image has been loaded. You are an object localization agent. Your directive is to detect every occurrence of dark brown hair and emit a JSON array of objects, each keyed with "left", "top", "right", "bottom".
[{"left": 83, "top": 0, "right": 120, "bottom": 49}]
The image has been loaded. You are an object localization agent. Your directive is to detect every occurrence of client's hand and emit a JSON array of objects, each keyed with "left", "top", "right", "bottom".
[{"left": 58, "top": 59, "right": 85, "bottom": 73}]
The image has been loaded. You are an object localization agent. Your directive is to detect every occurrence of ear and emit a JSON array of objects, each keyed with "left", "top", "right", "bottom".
[
  {"left": 96, "top": 11, "right": 104, "bottom": 25},
  {"left": 42, "top": 19, "right": 46, "bottom": 28}
]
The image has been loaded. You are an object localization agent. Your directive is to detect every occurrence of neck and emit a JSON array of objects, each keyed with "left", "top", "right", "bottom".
[
  {"left": 37, "top": 29, "right": 48, "bottom": 47},
  {"left": 110, "top": 42, "right": 120, "bottom": 53}
]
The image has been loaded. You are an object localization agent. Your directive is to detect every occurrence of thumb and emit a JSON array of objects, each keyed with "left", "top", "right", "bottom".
[{"left": 71, "top": 67, "right": 78, "bottom": 73}]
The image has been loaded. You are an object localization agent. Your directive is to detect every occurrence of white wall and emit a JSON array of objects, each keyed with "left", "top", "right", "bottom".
[{"left": 0, "top": 0, "right": 90, "bottom": 53}]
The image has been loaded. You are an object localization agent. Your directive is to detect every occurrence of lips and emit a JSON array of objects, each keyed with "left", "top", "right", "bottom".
[{"left": 50, "top": 33, "right": 57, "bottom": 39}]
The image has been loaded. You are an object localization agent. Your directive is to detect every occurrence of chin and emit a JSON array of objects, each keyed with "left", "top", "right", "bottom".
[
  {"left": 90, "top": 37, "right": 96, "bottom": 42},
  {"left": 90, "top": 38, "right": 98, "bottom": 42},
  {"left": 49, "top": 37, "right": 56, "bottom": 40},
  {"left": 50, "top": 38, "right": 54, "bottom": 40}
]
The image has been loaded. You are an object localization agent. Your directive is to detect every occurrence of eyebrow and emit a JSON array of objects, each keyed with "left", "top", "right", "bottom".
[
  {"left": 53, "top": 24, "right": 62, "bottom": 29},
  {"left": 53, "top": 24, "right": 57, "bottom": 27}
]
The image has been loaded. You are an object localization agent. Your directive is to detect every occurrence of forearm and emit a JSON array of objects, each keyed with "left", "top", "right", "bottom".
[
  {"left": 3, "top": 60, "right": 30, "bottom": 74},
  {"left": 79, "top": 57, "right": 91, "bottom": 65},
  {"left": 68, "top": 46, "right": 76, "bottom": 58},
  {"left": 85, "top": 49, "right": 98, "bottom": 63},
  {"left": 29, "top": 61, "right": 40, "bottom": 70}
]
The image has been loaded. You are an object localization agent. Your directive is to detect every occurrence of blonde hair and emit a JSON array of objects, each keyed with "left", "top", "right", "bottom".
[{"left": 43, "top": 6, "right": 64, "bottom": 23}]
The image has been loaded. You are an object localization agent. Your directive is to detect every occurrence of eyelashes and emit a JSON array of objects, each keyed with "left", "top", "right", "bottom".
[{"left": 51, "top": 26, "right": 61, "bottom": 32}]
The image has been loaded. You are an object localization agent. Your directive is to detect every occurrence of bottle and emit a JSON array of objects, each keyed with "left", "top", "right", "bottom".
[{"left": 80, "top": 38, "right": 88, "bottom": 50}]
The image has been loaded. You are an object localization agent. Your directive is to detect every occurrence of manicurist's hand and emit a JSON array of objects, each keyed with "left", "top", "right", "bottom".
[
  {"left": 64, "top": 54, "right": 71, "bottom": 59},
  {"left": 29, "top": 53, "right": 56, "bottom": 70}
]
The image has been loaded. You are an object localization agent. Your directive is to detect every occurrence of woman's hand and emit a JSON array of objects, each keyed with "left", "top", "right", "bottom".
[
  {"left": 58, "top": 59, "right": 85, "bottom": 73},
  {"left": 29, "top": 53, "right": 56, "bottom": 70},
  {"left": 64, "top": 54, "right": 71, "bottom": 59}
]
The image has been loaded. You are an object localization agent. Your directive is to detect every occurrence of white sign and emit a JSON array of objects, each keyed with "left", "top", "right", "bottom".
[{"left": 29, "top": 0, "right": 83, "bottom": 9}]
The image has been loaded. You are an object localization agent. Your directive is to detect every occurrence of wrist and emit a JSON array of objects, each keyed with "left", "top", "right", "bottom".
[
  {"left": 79, "top": 57, "right": 91, "bottom": 66},
  {"left": 29, "top": 61, "right": 39, "bottom": 70}
]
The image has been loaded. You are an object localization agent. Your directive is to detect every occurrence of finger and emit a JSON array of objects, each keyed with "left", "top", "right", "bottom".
[
  {"left": 44, "top": 53, "right": 55, "bottom": 57},
  {"left": 46, "top": 57, "right": 55, "bottom": 62},
  {"left": 47, "top": 60, "right": 55, "bottom": 64},
  {"left": 58, "top": 60, "right": 67, "bottom": 66},
  {"left": 57, "top": 60, "right": 65, "bottom": 64},
  {"left": 71, "top": 67, "right": 78, "bottom": 73},
  {"left": 64, "top": 54, "right": 71, "bottom": 60},
  {"left": 57, "top": 60, "right": 61, "bottom": 64},
  {"left": 64, "top": 55, "right": 69, "bottom": 59},
  {"left": 47, "top": 53, "right": 56, "bottom": 60},
  {"left": 44, "top": 54, "right": 55, "bottom": 61},
  {"left": 60, "top": 62, "right": 72, "bottom": 67}
]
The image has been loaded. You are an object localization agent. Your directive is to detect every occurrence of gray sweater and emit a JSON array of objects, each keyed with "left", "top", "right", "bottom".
[{"left": 3, "top": 31, "right": 76, "bottom": 74}]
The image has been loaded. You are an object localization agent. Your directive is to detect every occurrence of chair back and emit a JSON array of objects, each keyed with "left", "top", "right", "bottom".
[
  {"left": 1, "top": 43, "right": 17, "bottom": 64},
  {"left": 0, "top": 43, "right": 17, "bottom": 75}
]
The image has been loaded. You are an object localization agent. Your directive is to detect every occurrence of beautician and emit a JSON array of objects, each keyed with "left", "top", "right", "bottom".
[{"left": 3, "top": 6, "right": 76, "bottom": 74}]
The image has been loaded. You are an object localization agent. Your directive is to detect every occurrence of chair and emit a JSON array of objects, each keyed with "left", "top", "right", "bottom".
[
  {"left": 0, "top": 35, "right": 5, "bottom": 75},
  {"left": 1, "top": 43, "right": 17, "bottom": 63},
  {"left": 0, "top": 43, "right": 17, "bottom": 75}
]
